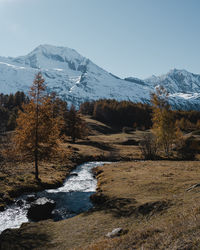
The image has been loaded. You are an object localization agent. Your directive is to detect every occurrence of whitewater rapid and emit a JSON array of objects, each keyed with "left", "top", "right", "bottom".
[{"left": 0, "top": 161, "right": 108, "bottom": 234}]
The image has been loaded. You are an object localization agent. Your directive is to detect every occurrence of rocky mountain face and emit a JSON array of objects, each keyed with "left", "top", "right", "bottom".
[{"left": 0, "top": 44, "right": 199, "bottom": 110}]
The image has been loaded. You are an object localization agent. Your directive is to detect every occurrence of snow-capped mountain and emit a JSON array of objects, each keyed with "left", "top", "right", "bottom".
[
  {"left": 145, "top": 69, "right": 200, "bottom": 109},
  {"left": 0, "top": 44, "right": 200, "bottom": 110}
]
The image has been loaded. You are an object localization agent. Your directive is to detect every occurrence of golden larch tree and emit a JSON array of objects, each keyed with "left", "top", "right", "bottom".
[
  {"left": 14, "top": 72, "right": 59, "bottom": 180},
  {"left": 151, "top": 86, "right": 176, "bottom": 157}
]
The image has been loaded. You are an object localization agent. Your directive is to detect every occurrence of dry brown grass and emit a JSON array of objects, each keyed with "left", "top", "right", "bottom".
[
  {"left": 2, "top": 161, "right": 200, "bottom": 249},
  {"left": 1, "top": 117, "right": 200, "bottom": 249},
  {"left": 0, "top": 136, "right": 74, "bottom": 209},
  {"left": 84, "top": 161, "right": 200, "bottom": 249}
]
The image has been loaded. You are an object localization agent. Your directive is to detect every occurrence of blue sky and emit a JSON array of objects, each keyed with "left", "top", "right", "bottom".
[{"left": 0, "top": 0, "right": 199, "bottom": 79}]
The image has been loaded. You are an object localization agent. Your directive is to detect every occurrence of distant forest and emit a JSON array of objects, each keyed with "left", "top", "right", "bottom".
[
  {"left": 80, "top": 99, "right": 152, "bottom": 129},
  {"left": 0, "top": 92, "right": 29, "bottom": 131},
  {"left": 1, "top": 93, "right": 200, "bottom": 132},
  {"left": 80, "top": 99, "right": 200, "bottom": 131}
]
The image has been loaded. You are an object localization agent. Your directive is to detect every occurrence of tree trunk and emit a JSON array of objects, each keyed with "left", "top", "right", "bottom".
[
  {"left": 35, "top": 149, "right": 39, "bottom": 180},
  {"left": 72, "top": 136, "right": 75, "bottom": 143},
  {"left": 35, "top": 84, "right": 39, "bottom": 180}
]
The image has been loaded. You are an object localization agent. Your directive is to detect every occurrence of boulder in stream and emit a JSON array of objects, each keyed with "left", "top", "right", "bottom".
[
  {"left": 26, "top": 194, "right": 37, "bottom": 203},
  {"left": 16, "top": 199, "right": 24, "bottom": 207},
  {"left": 70, "top": 173, "right": 78, "bottom": 177},
  {"left": 27, "top": 197, "right": 56, "bottom": 221}
]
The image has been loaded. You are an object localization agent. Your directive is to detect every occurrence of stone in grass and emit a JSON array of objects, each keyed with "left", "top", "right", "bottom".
[
  {"left": 106, "top": 228, "right": 124, "bottom": 238},
  {"left": 27, "top": 197, "right": 56, "bottom": 222}
]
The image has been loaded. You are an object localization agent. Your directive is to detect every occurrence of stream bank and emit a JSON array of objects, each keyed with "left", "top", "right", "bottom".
[
  {"left": 0, "top": 161, "right": 110, "bottom": 234},
  {"left": 0, "top": 150, "right": 121, "bottom": 212}
]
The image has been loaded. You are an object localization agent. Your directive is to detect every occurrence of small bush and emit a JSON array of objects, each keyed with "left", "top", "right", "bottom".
[{"left": 139, "top": 133, "right": 158, "bottom": 160}]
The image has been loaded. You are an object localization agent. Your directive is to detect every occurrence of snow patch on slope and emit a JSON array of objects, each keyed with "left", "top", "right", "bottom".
[{"left": 0, "top": 45, "right": 200, "bottom": 109}]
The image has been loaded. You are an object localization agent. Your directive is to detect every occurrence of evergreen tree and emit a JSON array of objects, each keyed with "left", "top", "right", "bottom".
[
  {"left": 6, "top": 94, "right": 14, "bottom": 109},
  {"left": 65, "top": 104, "right": 87, "bottom": 143},
  {"left": 14, "top": 72, "right": 59, "bottom": 180}
]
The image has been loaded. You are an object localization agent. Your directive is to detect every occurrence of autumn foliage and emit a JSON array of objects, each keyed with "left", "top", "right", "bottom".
[
  {"left": 151, "top": 86, "right": 177, "bottom": 157},
  {"left": 14, "top": 73, "right": 59, "bottom": 179}
]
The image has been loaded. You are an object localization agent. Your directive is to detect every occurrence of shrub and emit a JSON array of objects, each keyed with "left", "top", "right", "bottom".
[
  {"left": 176, "top": 137, "right": 196, "bottom": 160},
  {"left": 139, "top": 133, "right": 158, "bottom": 160}
]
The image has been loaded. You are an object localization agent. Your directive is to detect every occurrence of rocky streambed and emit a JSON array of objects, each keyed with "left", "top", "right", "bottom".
[{"left": 0, "top": 161, "right": 109, "bottom": 234}]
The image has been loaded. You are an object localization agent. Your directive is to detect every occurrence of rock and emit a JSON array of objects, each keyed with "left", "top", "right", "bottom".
[
  {"left": 26, "top": 194, "right": 37, "bottom": 203},
  {"left": 0, "top": 204, "right": 5, "bottom": 211},
  {"left": 27, "top": 197, "right": 56, "bottom": 221},
  {"left": 16, "top": 199, "right": 24, "bottom": 206},
  {"left": 106, "top": 228, "right": 123, "bottom": 238},
  {"left": 92, "top": 168, "right": 103, "bottom": 177},
  {"left": 70, "top": 173, "right": 78, "bottom": 177}
]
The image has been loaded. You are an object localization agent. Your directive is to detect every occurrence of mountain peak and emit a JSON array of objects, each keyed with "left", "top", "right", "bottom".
[
  {"left": 12, "top": 44, "right": 88, "bottom": 70},
  {"left": 168, "top": 68, "right": 190, "bottom": 75},
  {"left": 31, "top": 44, "right": 77, "bottom": 54},
  {"left": 28, "top": 44, "right": 84, "bottom": 62},
  {"left": 0, "top": 45, "right": 200, "bottom": 110}
]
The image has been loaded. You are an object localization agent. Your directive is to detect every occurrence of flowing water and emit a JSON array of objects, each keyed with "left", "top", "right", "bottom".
[{"left": 0, "top": 161, "right": 109, "bottom": 234}]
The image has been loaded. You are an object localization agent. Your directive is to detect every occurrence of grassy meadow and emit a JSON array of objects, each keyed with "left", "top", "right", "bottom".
[{"left": 0, "top": 116, "right": 200, "bottom": 249}]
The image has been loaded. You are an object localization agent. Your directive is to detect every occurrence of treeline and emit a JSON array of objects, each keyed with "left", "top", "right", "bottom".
[
  {"left": 0, "top": 91, "right": 87, "bottom": 141},
  {"left": 80, "top": 99, "right": 200, "bottom": 131},
  {"left": 174, "top": 110, "right": 200, "bottom": 131},
  {"left": 80, "top": 99, "right": 152, "bottom": 129},
  {"left": 0, "top": 92, "right": 29, "bottom": 131},
  {"left": 2, "top": 92, "right": 200, "bottom": 133}
]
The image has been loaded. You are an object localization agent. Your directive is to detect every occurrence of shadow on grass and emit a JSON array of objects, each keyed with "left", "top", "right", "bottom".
[
  {"left": 87, "top": 194, "right": 138, "bottom": 218},
  {"left": 88, "top": 123, "right": 115, "bottom": 134},
  {"left": 77, "top": 140, "right": 114, "bottom": 151},
  {"left": 0, "top": 229, "right": 50, "bottom": 250},
  {"left": 88, "top": 193, "right": 172, "bottom": 218}
]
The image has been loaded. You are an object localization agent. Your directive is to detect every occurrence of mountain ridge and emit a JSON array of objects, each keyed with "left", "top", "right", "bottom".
[{"left": 0, "top": 44, "right": 200, "bottom": 110}]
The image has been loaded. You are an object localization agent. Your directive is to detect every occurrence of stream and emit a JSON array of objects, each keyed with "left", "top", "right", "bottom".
[{"left": 0, "top": 161, "right": 108, "bottom": 234}]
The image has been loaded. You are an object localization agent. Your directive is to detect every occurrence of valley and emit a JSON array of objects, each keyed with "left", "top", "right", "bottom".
[
  {"left": 0, "top": 117, "right": 200, "bottom": 249},
  {"left": 1, "top": 0, "right": 199, "bottom": 249}
]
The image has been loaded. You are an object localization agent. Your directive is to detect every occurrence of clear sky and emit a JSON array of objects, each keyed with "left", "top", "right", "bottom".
[{"left": 0, "top": 0, "right": 199, "bottom": 79}]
